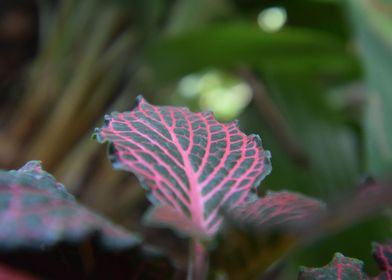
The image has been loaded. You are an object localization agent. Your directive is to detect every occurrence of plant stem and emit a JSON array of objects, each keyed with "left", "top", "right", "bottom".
[{"left": 188, "top": 239, "right": 208, "bottom": 280}]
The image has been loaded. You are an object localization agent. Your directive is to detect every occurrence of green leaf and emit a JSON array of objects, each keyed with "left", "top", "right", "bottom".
[
  {"left": 147, "top": 22, "right": 356, "bottom": 80},
  {"left": 346, "top": 0, "right": 392, "bottom": 177}
]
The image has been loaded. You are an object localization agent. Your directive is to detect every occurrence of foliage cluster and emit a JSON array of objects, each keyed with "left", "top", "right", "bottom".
[{"left": 0, "top": 0, "right": 392, "bottom": 279}]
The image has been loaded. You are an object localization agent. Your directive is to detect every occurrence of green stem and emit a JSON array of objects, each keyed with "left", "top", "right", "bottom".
[{"left": 188, "top": 239, "right": 208, "bottom": 280}]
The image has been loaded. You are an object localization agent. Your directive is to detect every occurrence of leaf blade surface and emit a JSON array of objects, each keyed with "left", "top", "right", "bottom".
[
  {"left": 298, "top": 253, "right": 368, "bottom": 280},
  {"left": 0, "top": 161, "right": 140, "bottom": 250},
  {"left": 95, "top": 96, "right": 271, "bottom": 237}
]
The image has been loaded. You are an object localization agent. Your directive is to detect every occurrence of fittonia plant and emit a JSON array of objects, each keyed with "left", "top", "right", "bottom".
[
  {"left": 0, "top": 160, "right": 140, "bottom": 250},
  {"left": 1, "top": 96, "right": 390, "bottom": 279},
  {"left": 0, "top": 161, "right": 174, "bottom": 278},
  {"left": 95, "top": 96, "right": 392, "bottom": 279},
  {"left": 94, "top": 96, "right": 326, "bottom": 278},
  {"left": 94, "top": 96, "right": 273, "bottom": 278},
  {"left": 94, "top": 95, "right": 272, "bottom": 239}
]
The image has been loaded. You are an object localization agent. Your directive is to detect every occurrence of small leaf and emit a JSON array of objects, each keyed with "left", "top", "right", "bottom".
[
  {"left": 0, "top": 161, "right": 140, "bottom": 250},
  {"left": 213, "top": 184, "right": 392, "bottom": 279},
  {"left": 299, "top": 253, "right": 368, "bottom": 280},
  {"left": 211, "top": 191, "right": 325, "bottom": 279},
  {"left": 94, "top": 96, "right": 271, "bottom": 238},
  {"left": 225, "top": 191, "right": 325, "bottom": 231},
  {"left": 298, "top": 242, "right": 392, "bottom": 279}
]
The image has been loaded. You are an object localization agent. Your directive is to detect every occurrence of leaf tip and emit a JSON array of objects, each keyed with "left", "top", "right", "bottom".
[
  {"left": 248, "top": 133, "right": 262, "bottom": 145},
  {"left": 135, "top": 94, "right": 144, "bottom": 102},
  {"left": 201, "top": 111, "right": 215, "bottom": 120},
  {"left": 19, "top": 160, "right": 43, "bottom": 174},
  {"left": 228, "top": 119, "right": 239, "bottom": 129},
  {"left": 132, "top": 95, "right": 148, "bottom": 110},
  {"left": 334, "top": 252, "right": 345, "bottom": 259},
  {"left": 257, "top": 149, "right": 272, "bottom": 186},
  {"left": 92, "top": 127, "right": 101, "bottom": 141}
]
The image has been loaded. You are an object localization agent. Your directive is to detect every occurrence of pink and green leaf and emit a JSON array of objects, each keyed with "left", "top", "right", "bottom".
[
  {"left": 225, "top": 191, "right": 325, "bottom": 231},
  {"left": 211, "top": 191, "right": 325, "bottom": 279},
  {"left": 0, "top": 161, "right": 141, "bottom": 250},
  {"left": 298, "top": 242, "right": 392, "bottom": 279},
  {"left": 298, "top": 253, "right": 368, "bottom": 280},
  {"left": 94, "top": 96, "right": 271, "bottom": 238}
]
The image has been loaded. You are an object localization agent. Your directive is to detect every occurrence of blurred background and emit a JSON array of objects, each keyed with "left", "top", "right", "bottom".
[{"left": 0, "top": 0, "right": 391, "bottom": 277}]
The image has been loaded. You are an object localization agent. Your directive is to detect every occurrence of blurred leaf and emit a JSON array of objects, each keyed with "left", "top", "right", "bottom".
[
  {"left": 147, "top": 22, "right": 357, "bottom": 81},
  {"left": 0, "top": 0, "right": 139, "bottom": 172},
  {"left": 211, "top": 191, "right": 324, "bottom": 279},
  {"left": 94, "top": 96, "right": 271, "bottom": 238},
  {"left": 0, "top": 160, "right": 176, "bottom": 278},
  {"left": 241, "top": 72, "right": 361, "bottom": 197},
  {"left": 274, "top": 0, "right": 349, "bottom": 37},
  {"left": 211, "top": 182, "right": 392, "bottom": 279},
  {"left": 346, "top": 0, "right": 392, "bottom": 178},
  {"left": 211, "top": 227, "right": 296, "bottom": 280},
  {"left": 225, "top": 191, "right": 325, "bottom": 231},
  {"left": 0, "top": 161, "right": 140, "bottom": 250},
  {"left": 166, "top": 0, "right": 232, "bottom": 34}
]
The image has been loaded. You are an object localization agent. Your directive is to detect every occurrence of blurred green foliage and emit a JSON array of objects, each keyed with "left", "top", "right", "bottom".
[
  {"left": 347, "top": 0, "right": 392, "bottom": 178},
  {"left": 0, "top": 0, "right": 391, "bottom": 278}
]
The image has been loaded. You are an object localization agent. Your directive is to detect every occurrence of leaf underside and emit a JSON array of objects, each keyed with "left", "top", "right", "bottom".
[
  {"left": 211, "top": 191, "right": 325, "bottom": 279},
  {"left": 0, "top": 161, "right": 140, "bottom": 251},
  {"left": 299, "top": 242, "right": 392, "bottom": 279},
  {"left": 95, "top": 96, "right": 271, "bottom": 238},
  {"left": 226, "top": 191, "right": 325, "bottom": 231}
]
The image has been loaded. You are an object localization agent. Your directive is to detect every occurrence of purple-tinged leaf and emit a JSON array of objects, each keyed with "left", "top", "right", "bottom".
[
  {"left": 211, "top": 191, "right": 325, "bottom": 279},
  {"left": 372, "top": 242, "right": 392, "bottom": 279},
  {"left": 0, "top": 161, "right": 140, "bottom": 250},
  {"left": 94, "top": 96, "right": 271, "bottom": 238},
  {"left": 213, "top": 183, "right": 392, "bottom": 279},
  {"left": 307, "top": 183, "right": 392, "bottom": 239},
  {"left": 298, "top": 253, "right": 368, "bottom": 280},
  {"left": 225, "top": 191, "right": 325, "bottom": 231}
]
